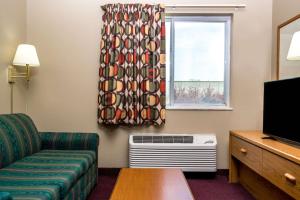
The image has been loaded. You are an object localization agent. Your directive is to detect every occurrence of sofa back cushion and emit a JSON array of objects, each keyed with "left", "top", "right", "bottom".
[{"left": 0, "top": 114, "right": 41, "bottom": 168}]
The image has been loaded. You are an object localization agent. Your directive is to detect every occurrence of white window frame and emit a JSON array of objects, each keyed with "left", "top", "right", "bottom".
[{"left": 166, "top": 15, "right": 232, "bottom": 110}]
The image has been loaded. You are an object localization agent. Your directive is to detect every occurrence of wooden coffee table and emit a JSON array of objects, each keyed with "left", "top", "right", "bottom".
[{"left": 110, "top": 168, "right": 194, "bottom": 200}]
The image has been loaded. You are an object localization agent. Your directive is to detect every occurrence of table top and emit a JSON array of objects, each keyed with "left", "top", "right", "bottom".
[
  {"left": 109, "top": 168, "right": 194, "bottom": 200},
  {"left": 230, "top": 130, "right": 300, "bottom": 165}
]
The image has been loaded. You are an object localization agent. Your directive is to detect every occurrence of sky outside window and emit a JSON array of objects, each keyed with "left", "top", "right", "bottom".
[{"left": 174, "top": 22, "right": 225, "bottom": 82}]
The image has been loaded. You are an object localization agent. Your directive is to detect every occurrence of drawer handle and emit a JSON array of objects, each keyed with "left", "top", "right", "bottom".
[
  {"left": 284, "top": 173, "right": 296, "bottom": 184},
  {"left": 240, "top": 148, "right": 247, "bottom": 154}
]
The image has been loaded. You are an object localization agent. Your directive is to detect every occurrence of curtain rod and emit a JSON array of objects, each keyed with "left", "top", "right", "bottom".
[{"left": 165, "top": 4, "right": 246, "bottom": 9}]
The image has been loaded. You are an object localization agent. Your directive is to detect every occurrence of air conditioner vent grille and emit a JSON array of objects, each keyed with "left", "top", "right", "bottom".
[
  {"left": 129, "top": 134, "right": 217, "bottom": 172},
  {"left": 132, "top": 136, "right": 193, "bottom": 143}
]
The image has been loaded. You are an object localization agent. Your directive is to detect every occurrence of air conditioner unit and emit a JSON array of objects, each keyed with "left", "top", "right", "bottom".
[{"left": 129, "top": 134, "right": 217, "bottom": 172}]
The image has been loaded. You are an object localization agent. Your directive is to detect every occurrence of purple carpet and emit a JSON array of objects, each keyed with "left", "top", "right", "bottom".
[{"left": 88, "top": 174, "right": 254, "bottom": 200}]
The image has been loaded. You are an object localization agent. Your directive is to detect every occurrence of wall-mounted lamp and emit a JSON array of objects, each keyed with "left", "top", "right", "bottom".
[
  {"left": 287, "top": 31, "right": 300, "bottom": 60},
  {"left": 8, "top": 44, "right": 40, "bottom": 83}
]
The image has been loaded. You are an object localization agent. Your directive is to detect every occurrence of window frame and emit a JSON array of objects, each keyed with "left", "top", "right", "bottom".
[{"left": 165, "top": 15, "right": 232, "bottom": 110}]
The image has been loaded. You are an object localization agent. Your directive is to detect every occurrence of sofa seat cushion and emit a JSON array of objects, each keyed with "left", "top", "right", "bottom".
[
  {"left": 32, "top": 149, "right": 96, "bottom": 174},
  {"left": 0, "top": 150, "right": 96, "bottom": 199},
  {"left": 0, "top": 185, "right": 60, "bottom": 200}
]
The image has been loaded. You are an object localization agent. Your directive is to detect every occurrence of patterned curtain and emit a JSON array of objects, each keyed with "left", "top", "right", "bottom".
[{"left": 98, "top": 4, "right": 166, "bottom": 125}]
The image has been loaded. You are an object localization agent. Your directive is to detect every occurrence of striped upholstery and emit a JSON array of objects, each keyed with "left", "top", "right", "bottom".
[
  {"left": 0, "top": 185, "right": 60, "bottom": 200},
  {"left": 0, "top": 114, "right": 41, "bottom": 168},
  {"left": 0, "top": 114, "right": 99, "bottom": 200},
  {"left": 40, "top": 132, "right": 99, "bottom": 153},
  {"left": 0, "top": 150, "right": 96, "bottom": 199},
  {"left": 63, "top": 163, "right": 97, "bottom": 200}
]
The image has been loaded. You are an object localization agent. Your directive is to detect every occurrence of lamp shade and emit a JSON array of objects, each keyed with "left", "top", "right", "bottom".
[
  {"left": 13, "top": 44, "right": 40, "bottom": 67},
  {"left": 287, "top": 31, "right": 300, "bottom": 60}
]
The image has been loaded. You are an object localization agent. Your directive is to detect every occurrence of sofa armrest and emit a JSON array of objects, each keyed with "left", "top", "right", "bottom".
[
  {"left": 39, "top": 132, "right": 99, "bottom": 153},
  {"left": 0, "top": 192, "right": 12, "bottom": 200}
]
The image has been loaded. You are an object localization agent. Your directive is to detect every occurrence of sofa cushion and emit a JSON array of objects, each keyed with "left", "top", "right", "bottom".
[
  {"left": 0, "top": 150, "right": 96, "bottom": 199},
  {"left": 33, "top": 150, "right": 96, "bottom": 174},
  {"left": 0, "top": 114, "right": 41, "bottom": 168},
  {"left": 0, "top": 185, "right": 60, "bottom": 200}
]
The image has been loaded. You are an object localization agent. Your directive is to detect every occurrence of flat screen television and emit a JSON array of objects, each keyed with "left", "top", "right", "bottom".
[{"left": 263, "top": 77, "right": 300, "bottom": 146}]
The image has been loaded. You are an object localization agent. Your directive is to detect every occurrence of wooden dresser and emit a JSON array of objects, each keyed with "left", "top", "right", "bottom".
[{"left": 229, "top": 131, "right": 300, "bottom": 200}]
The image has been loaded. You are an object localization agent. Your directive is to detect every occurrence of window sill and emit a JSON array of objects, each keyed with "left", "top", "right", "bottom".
[{"left": 166, "top": 106, "right": 233, "bottom": 111}]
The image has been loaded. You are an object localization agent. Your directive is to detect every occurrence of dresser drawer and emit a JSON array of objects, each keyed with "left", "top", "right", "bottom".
[
  {"left": 231, "top": 136, "right": 262, "bottom": 173},
  {"left": 262, "top": 150, "right": 300, "bottom": 199}
]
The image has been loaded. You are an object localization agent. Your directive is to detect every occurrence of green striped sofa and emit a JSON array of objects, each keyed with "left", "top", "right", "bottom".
[{"left": 0, "top": 114, "right": 99, "bottom": 200}]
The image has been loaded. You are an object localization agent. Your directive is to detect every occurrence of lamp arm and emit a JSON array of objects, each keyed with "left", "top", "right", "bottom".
[
  {"left": 10, "top": 72, "right": 28, "bottom": 76},
  {"left": 7, "top": 65, "right": 31, "bottom": 83},
  {"left": 10, "top": 75, "right": 28, "bottom": 78}
]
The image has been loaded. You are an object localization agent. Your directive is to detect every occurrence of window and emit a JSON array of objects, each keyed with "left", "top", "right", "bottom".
[{"left": 166, "top": 15, "right": 231, "bottom": 109}]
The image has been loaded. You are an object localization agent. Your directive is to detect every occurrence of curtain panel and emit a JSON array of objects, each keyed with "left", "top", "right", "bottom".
[{"left": 98, "top": 4, "right": 166, "bottom": 125}]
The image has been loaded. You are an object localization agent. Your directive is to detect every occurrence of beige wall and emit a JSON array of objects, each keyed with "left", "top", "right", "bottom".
[
  {"left": 26, "top": 0, "right": 272, "bottom": 169},
  {"left": 0, "top": 0, "right": 27, "bottom": 114},
  {"left": 272, "top": 0, "right": 300, "bottom": 79}
]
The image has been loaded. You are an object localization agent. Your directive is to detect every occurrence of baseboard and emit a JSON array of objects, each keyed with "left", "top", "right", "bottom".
[
  {"left": 99, "top": 168, "right": 121, "bottom": 176},
  {"left": 217, "top": 169, "right": 229, "bottom": 176},
  {"left": 99, "top": 168, "right": 229, "bottom": 177}
]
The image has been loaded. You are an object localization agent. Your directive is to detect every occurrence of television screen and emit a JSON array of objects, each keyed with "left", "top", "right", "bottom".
[{"left": 263, "top": 77, "right": 300, "bottom": 146}]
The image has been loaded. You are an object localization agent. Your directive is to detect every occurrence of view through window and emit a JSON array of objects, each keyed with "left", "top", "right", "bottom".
[{"left": 166, "top": 15, "right": 231, "bottom": 108}]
